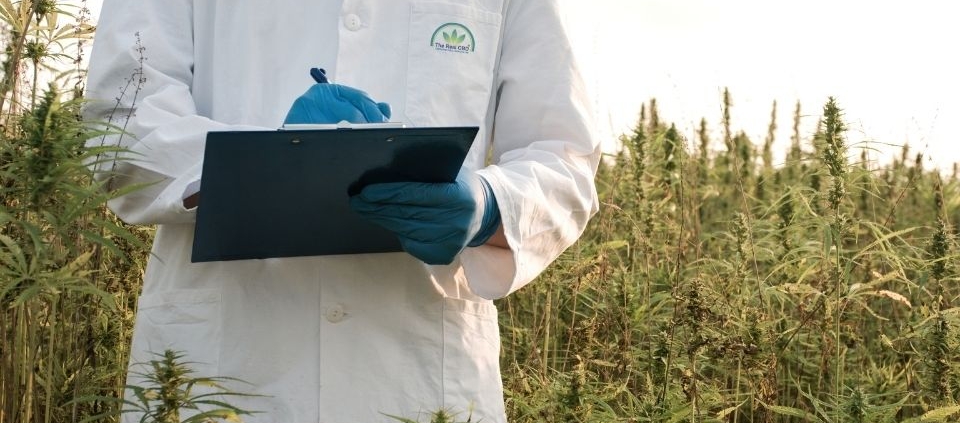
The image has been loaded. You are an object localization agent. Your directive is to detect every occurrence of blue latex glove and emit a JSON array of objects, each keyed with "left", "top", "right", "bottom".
[
  {"left": 349, "top": 171, "right": 502, "bottom": 265},
  {"left": 284, "top": 68, "right": 391, "bottom": 124}
]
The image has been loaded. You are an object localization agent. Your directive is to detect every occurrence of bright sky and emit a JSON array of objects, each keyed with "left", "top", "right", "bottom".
[
  {"left": 560, "top": 0, "right": 960, "bottom": 169},
  {"left": 78, "top": 1, "right": 958, "bottom": 169}
]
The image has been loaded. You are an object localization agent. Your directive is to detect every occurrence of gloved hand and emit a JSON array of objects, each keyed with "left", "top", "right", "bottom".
[
  {"left": 284, "top": 68, "right": 391, "bottom": 124},
  {"left": 349, "top": 170, "right": 502, "bottom": 265}
]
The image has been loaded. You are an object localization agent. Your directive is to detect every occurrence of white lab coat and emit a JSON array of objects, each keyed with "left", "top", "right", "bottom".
[{"left": 85, "top": 1, "right": 599, "bottom": 422}]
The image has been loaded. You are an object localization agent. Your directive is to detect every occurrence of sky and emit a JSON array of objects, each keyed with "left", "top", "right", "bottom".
[
  {"left": 559, "top": 0, "right": 959, "bottom": 169},
  {"left": 77, "top": 0, "right": 958, "bottom": 169}
]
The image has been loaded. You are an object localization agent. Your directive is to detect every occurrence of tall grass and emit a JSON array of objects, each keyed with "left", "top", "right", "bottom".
[
  {"left": 1, "top": 1, "right": 148, "bottom": 422},
  {"left": 498, "top": 96, "right": 960, "bottom": 422}
]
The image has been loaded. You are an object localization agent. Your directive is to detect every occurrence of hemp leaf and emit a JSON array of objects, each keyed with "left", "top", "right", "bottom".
[{"left": 441, "top": 28, "right": 467, "bottom": 46}]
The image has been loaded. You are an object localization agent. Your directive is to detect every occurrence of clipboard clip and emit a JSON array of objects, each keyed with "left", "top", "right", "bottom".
[{"left": 280, "top": 122, "right": 407, "bottom": 131}]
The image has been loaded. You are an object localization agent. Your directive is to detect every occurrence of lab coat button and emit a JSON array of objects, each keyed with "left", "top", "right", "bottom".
[
  {"left": 344, "top": 14, "right": 362, "bottom": 31},
  {"left": 325, "top": 304, "right": 345, "bottom": 323}
]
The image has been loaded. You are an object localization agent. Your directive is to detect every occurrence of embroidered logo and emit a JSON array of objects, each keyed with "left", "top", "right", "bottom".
[{"left": 430, "top": 23, "right": 475, "bottom": 53}]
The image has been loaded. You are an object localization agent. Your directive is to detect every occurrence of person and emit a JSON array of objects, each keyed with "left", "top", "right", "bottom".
[{"left": 84, "top": 1, "right": 600, "bottom": 422}]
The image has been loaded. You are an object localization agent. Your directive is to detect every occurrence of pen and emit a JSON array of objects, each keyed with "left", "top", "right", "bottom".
[{"left": 310, "top": 68, "right": 329, "bottom": 84}]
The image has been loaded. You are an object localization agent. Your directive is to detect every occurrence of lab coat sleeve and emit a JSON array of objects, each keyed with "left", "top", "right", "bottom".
[
  {"left": 463, "top": 0, "right": 601, "bottom": 299},
  {"left": 84, "top": 0, "right": 264, "bottom": 225}
]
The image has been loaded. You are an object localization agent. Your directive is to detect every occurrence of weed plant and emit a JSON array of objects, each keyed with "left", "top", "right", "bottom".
[
  {"left": 76, "top": 350, "right": 257, "bottom": 423},
  {"left": 1, "top": 1, "right": 149, "bottom": 422},
  {"left": 498, "top": 96, "right": 960, "bottom": 422}
]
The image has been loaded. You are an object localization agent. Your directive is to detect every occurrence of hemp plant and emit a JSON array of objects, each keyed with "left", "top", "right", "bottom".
[
  {"left": 78, "top": 350, "right": 258, "bottom": 423},
  {"left": 1, "top": 2, "right": 148, "bottom": 422}
]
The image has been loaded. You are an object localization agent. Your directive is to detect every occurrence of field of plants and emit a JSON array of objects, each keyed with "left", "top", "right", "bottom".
[{"left": 2, "top": 1, "right": 959, "bottom": 422}]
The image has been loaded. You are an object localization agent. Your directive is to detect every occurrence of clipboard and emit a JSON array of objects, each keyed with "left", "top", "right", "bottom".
[{"left": 191, "top": 126, "right": 479, "bottom": 262}]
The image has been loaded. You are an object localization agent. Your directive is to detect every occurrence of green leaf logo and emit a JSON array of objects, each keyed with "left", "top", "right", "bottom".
[
  {"left": 443, "top": 29, "right": 465, "bottom": 45},
  {"left": 431, "top": 23, "right": 475, "bottom": 52}
]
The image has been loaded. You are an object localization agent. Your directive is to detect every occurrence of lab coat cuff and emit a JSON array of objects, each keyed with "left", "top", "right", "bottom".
[
  {"left": 461, "top": 167, "right": 521, "bottom": 299},
  {"left": 460, "top": 245, "right": 516, "bottom": 299},
  {"left": 163, "top": 162, "right": 203, "bottom": 221}
]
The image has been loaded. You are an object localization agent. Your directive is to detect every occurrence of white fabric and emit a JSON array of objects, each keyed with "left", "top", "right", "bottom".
[{"left": 85, "top": 1, "right": 599, "bottom": 422}]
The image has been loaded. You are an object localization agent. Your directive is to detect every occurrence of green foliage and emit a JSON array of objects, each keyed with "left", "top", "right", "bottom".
[
  {"left": 499, "top": 95, "right": 960, "bottom": 422},
  {"left": 0, "top": 82, "right": 148, "bottom": 423},
  {"left": 384, "top": 407, "right": 477, "bottom": 423},
  {"left": 78, "top": 350, "right": 258, "bottom": 423},
  {"left": 1, "top": 2, "right": 148, "bottom": 423}
]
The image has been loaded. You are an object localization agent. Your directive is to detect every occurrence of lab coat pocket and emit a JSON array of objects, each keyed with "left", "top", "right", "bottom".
[
  {"left": 441, "top": 297, "right": 505, "bottom": 420},
  {"left": 133, "top": 289, "right": 223, "bottom": 376},
  {"left": 405, "top": 2, "right": 502, "bottom": 126}
]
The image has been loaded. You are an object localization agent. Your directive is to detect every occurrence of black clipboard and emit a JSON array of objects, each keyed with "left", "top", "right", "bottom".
[{"left": 191, "top": 126, "right": 478, "bottom": 262}]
